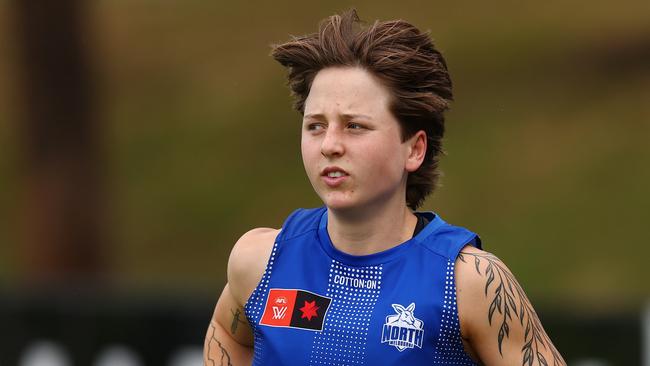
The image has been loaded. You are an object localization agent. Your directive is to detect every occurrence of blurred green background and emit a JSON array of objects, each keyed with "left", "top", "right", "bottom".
[{"left": 0, "top": 0, "right": 648, "bottom": 316}]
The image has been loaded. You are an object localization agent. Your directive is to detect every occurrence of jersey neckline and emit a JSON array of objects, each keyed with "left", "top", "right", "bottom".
[{"left": 316, "top": 207, "right": 445, "bottom": 266}]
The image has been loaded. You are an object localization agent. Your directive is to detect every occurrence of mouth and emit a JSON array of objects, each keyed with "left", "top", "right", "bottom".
[
  {"left": 321, "top": 166, "right": 349, "bottom": 178},
  {"left": 320, "top": 167, "right": 349, "bottom": 187}
]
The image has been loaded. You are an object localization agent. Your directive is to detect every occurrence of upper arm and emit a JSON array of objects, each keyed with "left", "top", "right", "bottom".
[
  {"left": 455, "top": 245, "right": 566, "bottom": 366},
  {"left": 211, "top": 227, "right": 279, "bottom": 346},
  {"left": 211, "top": 283, "right": 254, "bottom": 347},
  {"left": 226, "top": 227, "right": 279, "bottom": 306}
]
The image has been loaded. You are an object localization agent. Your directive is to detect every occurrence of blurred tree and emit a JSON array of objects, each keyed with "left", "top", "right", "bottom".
[{"left": 10, "top": 0, "right": 109, "bottom": 284}]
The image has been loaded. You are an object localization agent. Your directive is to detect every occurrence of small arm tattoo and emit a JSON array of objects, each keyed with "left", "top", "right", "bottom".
[
  {"left": 459, "top": 251, "right": 565, "bottom": 366},
  {"left": 206, "top": 322, "right": 233, "bottom": 366},
  {"left": 230, "top": 307, "right": 248, "bottom": 334}
]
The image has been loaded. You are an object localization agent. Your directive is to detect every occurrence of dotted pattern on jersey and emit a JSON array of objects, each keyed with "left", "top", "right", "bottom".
[
  {"left": 432, "top": 260, "right": 477, "bottom": 365},
  {"left": 309, "top": 260, "right": 382, "bottom": 365},
  {"left": 244, "top": 241, "right": 279, "bottom": 364}
]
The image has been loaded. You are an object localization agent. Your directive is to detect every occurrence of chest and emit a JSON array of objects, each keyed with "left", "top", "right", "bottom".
[{"left": 247, "top": 252, "right": 456, "bottom": 365}]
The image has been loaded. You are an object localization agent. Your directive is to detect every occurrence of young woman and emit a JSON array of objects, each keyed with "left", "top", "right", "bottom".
[{"left": 204, "top": 10, "right": 565, "bottom": 366}]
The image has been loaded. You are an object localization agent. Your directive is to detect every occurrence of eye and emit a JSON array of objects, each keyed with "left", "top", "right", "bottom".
[
  {"left": 306, "top": 122, "right": 325, "bottom": 131},
  {"left": 347, "top": 122, "right": 364, "bottom": 130}
]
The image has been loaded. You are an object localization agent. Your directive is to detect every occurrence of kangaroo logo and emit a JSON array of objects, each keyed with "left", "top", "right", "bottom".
[{"left": 381, "top": 302, "right": 424, "bottom": 351}]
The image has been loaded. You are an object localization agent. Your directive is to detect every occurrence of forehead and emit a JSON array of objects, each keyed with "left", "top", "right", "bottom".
[{"left": 304, "top": 67, "right": 392, "bottom": 115}]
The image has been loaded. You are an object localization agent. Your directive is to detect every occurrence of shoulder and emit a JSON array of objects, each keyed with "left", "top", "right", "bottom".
[
  {"left": 454, "top": 245, "right": 504, "bottom": 291},
  {"left": 454, "top": 245, "right": 513, "bottom": 340},
  {"left": 454, "top": 245, "right": 565, "bottom": 365},
  {"left": 227, "top": 227, "right": 280, "bottom": 306}
]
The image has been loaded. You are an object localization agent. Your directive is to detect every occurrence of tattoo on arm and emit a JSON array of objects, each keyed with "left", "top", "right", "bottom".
[
  {"left": 230, "top": 307, "right": 249, "bottom": 335},
  {"left": 206, "top": 322, "right": 233, "bottom": 366},
  {"left": 458, "top": 251, "right": 565, "bottom": 366}
]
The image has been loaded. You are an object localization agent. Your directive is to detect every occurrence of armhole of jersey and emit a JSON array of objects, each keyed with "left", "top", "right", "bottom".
[
  {"left": 433, "top": 232, "right": 481, "bottom": 365},
  {"left": 449, "top": 233, "right": 482, "bottom": 263},
  {"left": 242, "top": 208, "right": 305, "bottom": 327},
  {"left": 469, "top": 235, "right": 482, "bottom": 250},
  {"left": 438, "top": 259, "right": 477, "bottom": 366},
  {"left": 243, "top": 236, "right": 280, "bottom": 329},
  {"left": 436, "top": 258, "right": 480, "bottom": 365}
]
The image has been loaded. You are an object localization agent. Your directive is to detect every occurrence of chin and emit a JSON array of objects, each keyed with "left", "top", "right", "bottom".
[
  {"left": 319, "top": 192, "right": 358, "bottom": 211},
  {"left": 321, "top": 194, "right": 381, "bottom": 216}
]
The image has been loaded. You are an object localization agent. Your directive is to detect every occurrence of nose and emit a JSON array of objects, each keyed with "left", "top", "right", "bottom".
[{"left": 320, "top": 128, "right": 345, "bottom": 158}]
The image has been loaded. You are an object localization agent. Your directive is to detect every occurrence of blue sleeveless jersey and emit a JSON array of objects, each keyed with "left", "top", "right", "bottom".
[{"left": 244, "top": 207, "right": 481, "bottom": 365}]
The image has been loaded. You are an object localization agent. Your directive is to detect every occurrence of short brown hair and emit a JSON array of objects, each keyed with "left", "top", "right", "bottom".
[{"left": 272, "top": 9, "right": 453, "bottom": 210}]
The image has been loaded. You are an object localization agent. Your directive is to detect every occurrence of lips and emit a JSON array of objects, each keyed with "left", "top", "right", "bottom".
[
  {"left": 320, "top": 166, "right": 349, "bottom": 187},
  {"left": 321, "top": 166, "right": 349, "bottom": 177}
]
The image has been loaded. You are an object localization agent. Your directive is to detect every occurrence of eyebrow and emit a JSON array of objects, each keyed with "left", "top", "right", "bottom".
[{"left": 303, "top": 113, "right": 373, "bottom": 120}]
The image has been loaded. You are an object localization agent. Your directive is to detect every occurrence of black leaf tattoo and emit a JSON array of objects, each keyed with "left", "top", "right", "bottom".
[{"left": 459, "top": 251, "right": 565, "bottom": 366}]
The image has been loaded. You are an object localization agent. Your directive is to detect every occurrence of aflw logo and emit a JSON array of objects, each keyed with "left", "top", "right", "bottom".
[
  {"left": 260, "top": 288, "right": 331, "bottom": 331},
  {"left": 381, "top": 303, "right": 424, "bottom": 351},
  {"left": 272, "top": 296, "right": 288, "bottom": 319}
]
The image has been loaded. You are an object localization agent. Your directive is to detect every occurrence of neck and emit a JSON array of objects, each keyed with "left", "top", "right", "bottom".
[{"left": 326, "top": 196, "right": 418, "bottom": 256}]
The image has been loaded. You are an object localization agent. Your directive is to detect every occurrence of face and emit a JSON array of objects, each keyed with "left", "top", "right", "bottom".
[{"left": 301, "top": 66, "right": 425, "bottom": 212}]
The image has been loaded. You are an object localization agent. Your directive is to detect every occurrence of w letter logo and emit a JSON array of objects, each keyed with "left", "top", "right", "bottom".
[{"left": 272, "top": 306, "right": 288, "bottom": 320}]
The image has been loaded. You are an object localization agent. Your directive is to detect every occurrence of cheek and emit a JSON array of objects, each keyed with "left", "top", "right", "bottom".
[
  {"left": 359, "top": 142, "right": 406, "bottom": 180},
  {"left": 352, "top": 147, "right": 404, "bottom": 189},
  {"left": 300, "top": 137, "right": 318, "bottom": 172}
]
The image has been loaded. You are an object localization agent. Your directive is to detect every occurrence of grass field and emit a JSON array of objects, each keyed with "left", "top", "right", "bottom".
[{"left": 0, "top": 1, "right": 648, "bottom": 311}]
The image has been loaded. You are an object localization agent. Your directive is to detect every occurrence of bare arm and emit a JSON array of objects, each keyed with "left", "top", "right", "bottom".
[
  {"left": 456, "top": 245, "right": 566, "bottom": 366},
  {"left": 204, "top": 284, "right": 253, "bottom": 366},
  {"left": 204, "top": 228, "right": 278, "bottom": 366}
]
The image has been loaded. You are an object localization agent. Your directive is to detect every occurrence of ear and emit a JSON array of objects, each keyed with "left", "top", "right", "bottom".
[
  {"left": 392, "top": 304, "right": 406, "bottom": 313},
  {"left": 405, "top": 130, "right": 426, "bottom": 173},
  {"left": 406, "top": 303, "right": 415, "bottom": 312}
]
